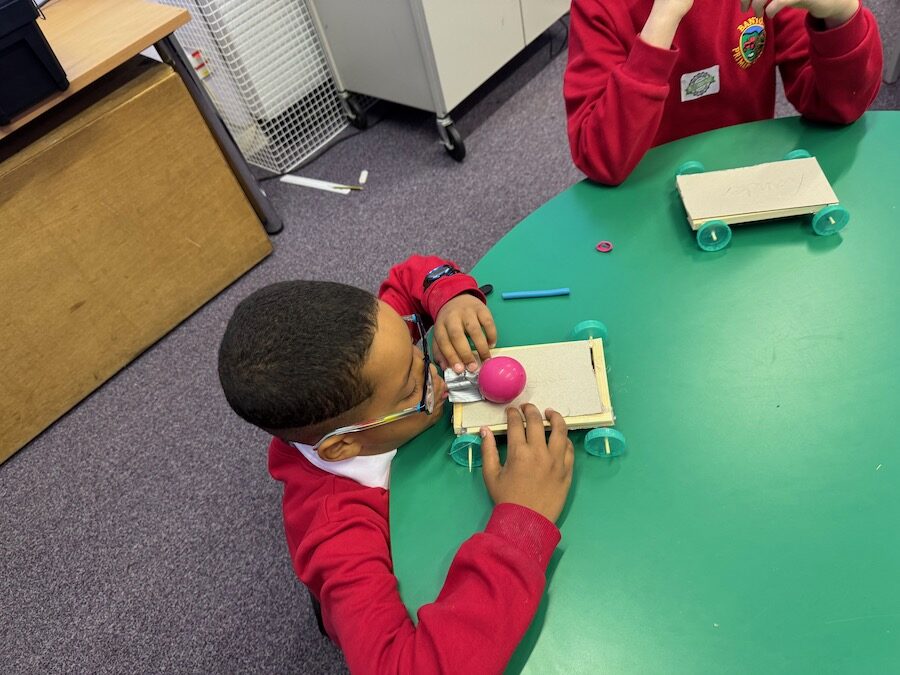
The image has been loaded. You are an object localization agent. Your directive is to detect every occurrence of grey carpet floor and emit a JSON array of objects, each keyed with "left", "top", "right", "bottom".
[{"left": 3, "top": 9, "right": 898, "bottom": 674}]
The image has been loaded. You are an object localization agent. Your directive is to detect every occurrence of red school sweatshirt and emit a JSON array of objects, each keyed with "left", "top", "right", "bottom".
[
  {"left": 268, "top": 255, "right": 560, "bottom": 675},
  {"left": 564, "top": 0, "right": 883, "bottom": 185}
]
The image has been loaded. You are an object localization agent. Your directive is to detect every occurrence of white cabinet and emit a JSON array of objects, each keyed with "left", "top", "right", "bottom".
[
  {"left": 307, "top": 0, "right": 568, "bottom": 160},
  {"left": 521, "top": 0, "right": 571, "bottom": 44},
  {"left": 420, "top": 0, "right": 524, "bottom": 111}
]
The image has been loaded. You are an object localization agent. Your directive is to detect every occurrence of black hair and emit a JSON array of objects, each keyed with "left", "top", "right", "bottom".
[{"left": 217, "top": 280, "right": 380, "bottom": 433}]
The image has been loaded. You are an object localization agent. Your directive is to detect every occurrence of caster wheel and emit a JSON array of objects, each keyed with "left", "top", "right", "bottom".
[
  {"left": 783, "top": 149, "right": 812, "bottom": 161},
  {"left": 443, "top": 124, "right": 466, "bottom": 162},
  {"left": 696, "top": 220, "right": 732, "bottom": 252},
  {"left": 345, "top": 97, "right": 368, "bottom": 130},
  {"left": 584, "top": 428, "right": 626, "bottom": 458},
  {"left": 811, "top": 204, "right": 849, "bottom": 236},
  {"left": 450, "top": 435, "right": 482, "bottom": 468},
  {"left": 570, "top": 319, "right": 608, "bottom": 342},
  {"left": 676, "top": 160, "right": 705, "bottom": 176}
]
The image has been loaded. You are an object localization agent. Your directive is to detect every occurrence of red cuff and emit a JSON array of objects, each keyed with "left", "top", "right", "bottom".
[
  {"left": 622, "top": 36, "right": 679, "bottom": 88},
  {"left": 807, "top": 5, "right": 868, "bottom": 59},
  {"left": 485, "top": 503, "right": 561, "bottom": 568},
  {"left": 423, "top": 273, "right": 486, "bottom": 319}
]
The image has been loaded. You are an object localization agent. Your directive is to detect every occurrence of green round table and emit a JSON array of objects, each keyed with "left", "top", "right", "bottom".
[{"left": 391, "top": 113, "right": 900, "bottom": 673}]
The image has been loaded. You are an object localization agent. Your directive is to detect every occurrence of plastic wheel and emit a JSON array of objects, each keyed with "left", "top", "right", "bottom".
[
  {"left": 570, "top": 319, "right": 608, "bottom": 342},
  {"left": 450, "top": 435, "right": 482, "bottom": 468},
  {"left": 676, "top": 160, "right": 706, "bottom": 176},
  {"left": 696, "top": 220, "right": 732, "bottom": 252},
  {"left": 811, "top": 205, "right": 849, "bottom": 236},
  {"left": 444, "top": 124, "right": 466, "bottom": 162},
  {"left": 783, "top": 148, "right": 812, "bottom": 161},
  {"left": 345, "top": 97, "right": 368, "bottom": 130},
  {"left": 584, "top": 428, "right": 626, "bottom": 458}
]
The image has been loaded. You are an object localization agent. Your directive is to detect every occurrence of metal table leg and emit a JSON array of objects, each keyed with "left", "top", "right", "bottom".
[{"left": 155, "top": 34, "right": 284, "bottom": 235}]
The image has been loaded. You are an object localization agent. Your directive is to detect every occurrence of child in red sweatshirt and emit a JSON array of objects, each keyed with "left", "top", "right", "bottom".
[
  {"left": 565, "top": 0, "right": 883, "bottom": 185},
  {"left": 217, "top": 255, "right": 575, "bottom": 674}
]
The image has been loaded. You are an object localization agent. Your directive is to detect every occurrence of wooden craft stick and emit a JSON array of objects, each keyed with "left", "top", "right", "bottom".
[
  {"left": 468, "top": 445, "right": 473, "bottom": 473},
  {"left": 690, "top": 204, "right": 834, "bottom": 229},
  {"left": 280, "top": 174, "right": 352, "bottom": 195},
  {"left": 604, "top": 437, "right": 611, "bottom": 456}
]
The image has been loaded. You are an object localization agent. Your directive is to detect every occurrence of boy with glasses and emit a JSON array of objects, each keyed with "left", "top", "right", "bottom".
[{"left": 218, "top": 255, "right": 575, "bottom": 674}]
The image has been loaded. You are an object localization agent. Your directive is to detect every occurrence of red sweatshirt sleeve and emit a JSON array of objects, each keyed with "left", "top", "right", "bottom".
[
  {"left": 296, "top": 496, "right": 560, "bottom": 675},
  {"left": 564, "top": 0, "right": 679, "bottom": 185},
  {"left": 377, "top": 255, "right": 486, "bottom": 330},
  {"left": 775, "top": 5, "right": 882, "bottom": 124}
]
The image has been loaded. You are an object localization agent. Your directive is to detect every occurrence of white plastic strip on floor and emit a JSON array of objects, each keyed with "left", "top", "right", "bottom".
[{"left": 280, "top": 175, "right": 351, "bottom": 195}]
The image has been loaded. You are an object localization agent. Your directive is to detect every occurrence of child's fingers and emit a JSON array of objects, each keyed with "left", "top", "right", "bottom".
[
  {"left": 480, "top": 427, "right": 501, "bottom": 490},
  {"left": 521, "top": 404, "right": 546, "bottom": 446},
  {"left": 463, "top": 315, "right": 492, "bottom": 362},
  {"left": 546, "top": 408, "right": 571, "bottom": 459},
  {"left": 434, "top": 323, "right": 464, "bottom": 374},
  {"left": 740, "top": 0, "right": 751, "bottom": 12},
  {"left": 564, "top": 438, "right": 575, "bottom": 472},
  {"left": 477, "top": 306, "right": 498, "bottom": 349},
  {"left": 447, "top": 323, "right": 479, "bottom": 372},
  {"left": 431, "top": 342, "right": 448, "bottom": 371},
  {"left": 750, "top": 0, "right": 769, "bottom": 16},
  {"left": 505, "top": 406, "right": 526, "bottom": 451},
  {"left": 764, "top": 0, "right": 791, "bottom": 16}
]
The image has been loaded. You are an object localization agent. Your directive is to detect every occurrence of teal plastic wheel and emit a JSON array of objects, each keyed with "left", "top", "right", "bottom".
[
  {"left": 811, "top": 205, "right": 849, "bottom": 236},
  {"left": 696, "top": 220, "right": 732, "bottom": 252},
  {"left": 450, "top": 435, "right": 482, "bottom": 468},
  {"left": 570, "top": 319, "right": 608, "bottom": 342},
  {"left": 676, "top": 160, "right": 706, "bottom": 176},
  {"left": 784, "top": 149, "right": 812, "bottom": 161},
  {"left": 584, "top": 428, "right": 626, "bottom": 458}
]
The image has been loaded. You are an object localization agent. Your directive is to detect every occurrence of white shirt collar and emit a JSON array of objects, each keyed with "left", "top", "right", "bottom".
[{"left": 292, "top": 442, "right": 396, "bottom": 489}]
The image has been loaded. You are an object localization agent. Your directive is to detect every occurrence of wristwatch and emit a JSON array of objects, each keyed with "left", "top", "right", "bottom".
[{"left": 423, "top": 264, "right": 461, "bottom": 291}]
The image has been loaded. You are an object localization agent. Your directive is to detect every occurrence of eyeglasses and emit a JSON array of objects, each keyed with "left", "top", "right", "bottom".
[{"left": 311, "top": 314, "right": 435, "bottom": 451}]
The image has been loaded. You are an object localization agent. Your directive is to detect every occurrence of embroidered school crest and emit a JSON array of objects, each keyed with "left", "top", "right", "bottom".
[
  {"left": 680, "top": 66, "right": 720, "bottom": 102},
  {"left": 685, "top": 71, "right": 716, "bottom": 98},
  {"left": 732, "top": 17, "right": 766, "bottom": 69}
]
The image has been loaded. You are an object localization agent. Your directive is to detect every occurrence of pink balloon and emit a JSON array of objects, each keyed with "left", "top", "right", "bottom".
[{"left": 479, "top": 356, "right": 527, "bottom": 404}]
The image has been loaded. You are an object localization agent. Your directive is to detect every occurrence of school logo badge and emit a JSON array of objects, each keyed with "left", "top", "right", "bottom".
[
  {"left": 733, "top": 17, "right": 766, "bottom": 69},
  {"left": 680, "top": 66, "right": 720, "bottom": 102},
  {"left": 686, "top": 71, "right": 716, "bottom": 98}
]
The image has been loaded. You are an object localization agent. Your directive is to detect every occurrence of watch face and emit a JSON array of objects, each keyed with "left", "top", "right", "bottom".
[
  {"left": 425, "top": 265, "right": 459, "bottom": 289},
  {"left": 428, "top": 265, "right": 451, "bottom": 280}
]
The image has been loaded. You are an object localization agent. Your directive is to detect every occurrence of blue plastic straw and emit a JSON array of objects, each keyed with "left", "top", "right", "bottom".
[{"left": 501, "top": 288, "right": 570, "bottom": 300}]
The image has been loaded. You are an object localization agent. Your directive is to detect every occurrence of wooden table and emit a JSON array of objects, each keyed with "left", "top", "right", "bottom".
[
  {"left": 0, "top": 0, "right": 185, "bottom": 138},
  {"left": 0, "top": 1, "right": 277, "bottom": 461},
  {"left": 0, "top": 0, "right": 282, "bottom": 233},
  {"left": 391, "top": 113, "right": 900, "bottom": 673}
]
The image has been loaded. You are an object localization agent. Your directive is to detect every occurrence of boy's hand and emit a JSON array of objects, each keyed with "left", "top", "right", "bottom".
[
  {"left": 643, "top": 0, "right": 694, "bottom": 49},
  {"left": 433, "top": 294, "right": 497, "bottom": 374},
  {"left": 740, "top": 0, "right": 859, "bottom": 26},
  {"left": 481, "top": 405, "right": 575, "bottom": 524}
]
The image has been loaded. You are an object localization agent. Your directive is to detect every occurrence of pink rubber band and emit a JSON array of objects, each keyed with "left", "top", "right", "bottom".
[{"left": 596, "top": 241, "right": 613, "bottom": 253}]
